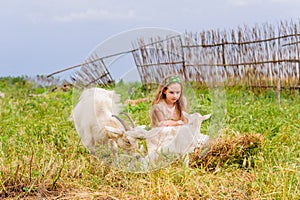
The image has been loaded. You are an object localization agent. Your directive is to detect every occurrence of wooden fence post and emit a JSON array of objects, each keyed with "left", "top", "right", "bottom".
[
  {"left": 276, "top": 78, "right": 281, "bottom": 105},
  {"left": 179, "top": 36, "right": 187, "bottom": 80},
  {"left": 294, "top": 24, "right": 300, "bottom": 95},
  {"left": 221, "top": 38, "right": 227, "bottom": 86}
]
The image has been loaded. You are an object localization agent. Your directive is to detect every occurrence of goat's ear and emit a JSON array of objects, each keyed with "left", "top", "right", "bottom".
[
  {"left": 104, "top": 126, "right": 123, "bottom": 138},
  {"left": 200, "top": 114, "right": 212, "bottom": 121}
]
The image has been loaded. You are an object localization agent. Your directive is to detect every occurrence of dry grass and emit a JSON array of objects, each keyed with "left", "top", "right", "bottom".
[{"left": 190, "top": 133, "right": 264, "bottom": 170}]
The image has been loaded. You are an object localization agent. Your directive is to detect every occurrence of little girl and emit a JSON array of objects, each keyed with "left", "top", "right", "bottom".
[
  {"left": 132, "top": 75, "right": 211, "bottom": 169},
  {"left": 150, "top": 75, "right": 187, "bottom": 127},
  {"left": 147, "top": 75, "right": 210, "bottom": 154}
]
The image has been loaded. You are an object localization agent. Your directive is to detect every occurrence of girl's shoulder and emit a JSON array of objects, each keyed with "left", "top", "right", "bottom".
[{"left": 152, "top": 99, "right": 167, "bottom": 110}]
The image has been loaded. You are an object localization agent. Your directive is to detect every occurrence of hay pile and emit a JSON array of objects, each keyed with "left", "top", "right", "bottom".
[{"left": 190, "top": 133, "right": 264, "bottom": 170}]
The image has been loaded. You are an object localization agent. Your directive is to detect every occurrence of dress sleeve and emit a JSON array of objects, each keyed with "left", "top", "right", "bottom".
[
  {"left": 153, "top": 106, "right": 165, "bottom": 122},
  {"left": 150, "top": 104, "right": 166, "bottom": 127}
]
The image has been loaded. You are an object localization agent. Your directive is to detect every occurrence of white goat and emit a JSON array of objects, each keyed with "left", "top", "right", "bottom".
[
  {"left": 107, "top": 112, "right": 212, "bottom": 169},
  {"left": 72, "top": 88, "right": 138, "bottom": 154},
  {"left": 72, "top": 87, "right": 211, "bottom": 170}
]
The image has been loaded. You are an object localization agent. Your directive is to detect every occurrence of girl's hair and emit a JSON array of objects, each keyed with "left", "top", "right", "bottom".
[{"left": 152, "top": 75, "right": 187, "bottom": 120}]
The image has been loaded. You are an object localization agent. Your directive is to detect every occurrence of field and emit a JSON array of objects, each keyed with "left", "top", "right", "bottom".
[{"left": 0, "top": 77, "right": 299, "bottom": 199}]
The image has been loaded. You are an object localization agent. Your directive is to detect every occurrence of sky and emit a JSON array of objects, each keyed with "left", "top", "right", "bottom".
[{"left": 0, "top": 0, "right": 299, "bottom": 81}]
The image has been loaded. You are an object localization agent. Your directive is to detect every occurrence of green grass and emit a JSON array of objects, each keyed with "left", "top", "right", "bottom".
[{"left": 0, "top": 78, "right": 299, "bottom": 199}]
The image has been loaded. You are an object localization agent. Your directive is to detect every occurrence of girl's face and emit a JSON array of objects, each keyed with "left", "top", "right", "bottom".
[{"left": 163, "top": 83, "right": 182, "bottom": 105}]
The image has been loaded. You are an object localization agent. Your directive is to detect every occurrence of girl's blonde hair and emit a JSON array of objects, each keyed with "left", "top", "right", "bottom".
[{"left": 152, "top": 75, "right": 187, "bottom": 121}]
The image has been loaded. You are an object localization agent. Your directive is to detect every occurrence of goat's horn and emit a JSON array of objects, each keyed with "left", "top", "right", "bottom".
[
  {"left": 120, "top": 112, "right": 135, "bottom": 128},
  {"left": 112, "top": 114, "right": 131, "bottom": 131}
]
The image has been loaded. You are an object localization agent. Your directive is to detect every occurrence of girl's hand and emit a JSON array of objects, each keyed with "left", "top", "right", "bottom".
[
  {"left": 177, "top": 120, "right": 184, "bottom": 125},
  {"left": 161, "top": 120, "right": 184, "bottom": 126}
]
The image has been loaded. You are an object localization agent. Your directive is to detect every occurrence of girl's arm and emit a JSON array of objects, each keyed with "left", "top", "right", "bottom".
[
  {"left": 153, "top": 108, "right": 184, "bottom": 127},
  {"left": 162, "top": 120, "right": 184, "bottom": 126}
]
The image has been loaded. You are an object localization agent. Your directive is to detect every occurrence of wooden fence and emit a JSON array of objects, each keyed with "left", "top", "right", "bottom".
[
  {"left": 132, "top": 20, "right": 300, "bottom": 89},
  {"left": 47, "top": 53, "right": 114, "bottom": 87}
]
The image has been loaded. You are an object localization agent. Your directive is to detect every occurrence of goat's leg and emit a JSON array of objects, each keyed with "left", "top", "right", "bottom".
[
  {"left": 108, "top": 139, "right": 119, "bottom": 164},
  {"left": 80, "top": 130, "right": 96, "bottom": 155}
]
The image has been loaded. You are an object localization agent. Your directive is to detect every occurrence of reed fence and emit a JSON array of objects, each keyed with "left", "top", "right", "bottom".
[
  {"left": 132, "top": 20, "right": 300, "bottom": 90},
  {"left": 47, "top": 54, "right": 114, "bottom": 87},
  {"left": 48, "top": 19, "right": 300, "bottom": 92}
]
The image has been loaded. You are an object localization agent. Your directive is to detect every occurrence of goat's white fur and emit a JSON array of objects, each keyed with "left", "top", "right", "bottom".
[
  {"left": 72, "top": 87, "right": 211, "bottom": 170},
  {"left": 72, "top": 88, "right": 137, "bottom": 154},
  {"left": 105, "top": 112, "right": 211, "bottom": 169}
]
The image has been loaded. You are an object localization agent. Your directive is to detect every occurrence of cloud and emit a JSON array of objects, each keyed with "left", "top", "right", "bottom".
[
  {"left": 227, "top": 0, "right": 263, "bottom": 6},
  {"left": 269, "top": 0, "right": 298, "bottom": 2},
  {"left": 228, "top": 0, "right": 300, "bottom": 6},
  {"left": 54, "top": 8, "right": 136, "bottom": 23}
]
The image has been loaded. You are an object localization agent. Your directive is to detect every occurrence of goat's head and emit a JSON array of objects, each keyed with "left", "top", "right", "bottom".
[
  {"left": 104, "top": 126, "right": 138, "bottom": 152},
  {"left": 183, "top": 113, "right": 212, "bottom": 130}
]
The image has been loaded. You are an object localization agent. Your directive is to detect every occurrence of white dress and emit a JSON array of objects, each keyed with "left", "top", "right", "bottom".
[{"left": 139, "top": 100, "right": 210, "bottom": 167}]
